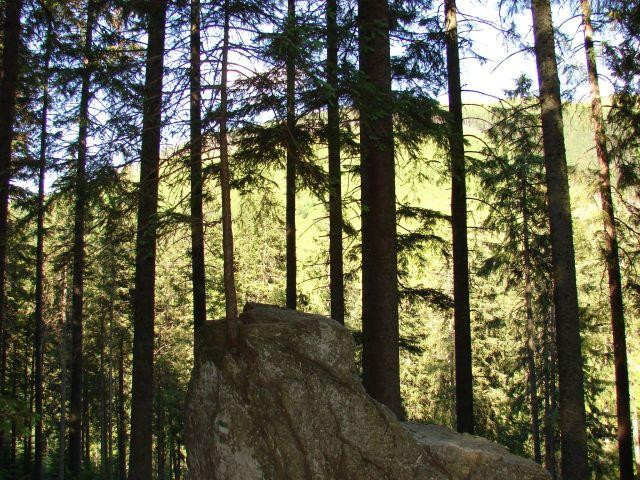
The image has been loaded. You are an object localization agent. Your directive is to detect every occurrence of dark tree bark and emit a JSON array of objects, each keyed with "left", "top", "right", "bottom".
[
  {"left": 327, "top": 0, "right": 344, "bottom": 324},
  {"left": 530, "top": 0, "right": 589, "bottom": 477},
  {"left": 23, "top": 339, "right": 33, "bottom": 475},
  {"left": 358, "top": 0, "right": 401, "bottom": 417},
  {"left": 172, "top": 440, "right": 181, "bottom": 480},
  {"left": 635, "top": 411, "right": 640, "bottom": 478},
  {"left": 444, "top": 0, "right": 474, "bottom": 434},
  {"left": 0, "top": 0, "right": 23, "bottom": 460},
  {"left": 69, "top": 2, "right": 94, "bottom": 475},
  {"left": 129, "top": 1, "right": 166, "bottom": 478},
  {"left": 156, "top": 386, "right": 165, "bottom": 480},
  {"left": 580, "top": 2, "right": 634, "bottom": 478},
  {"left": 520, "top": 168, "right": 542, "bottom": 463},
  {"left": 106, "top": 248, "right": 116, "bottom": 479},
  {"left": 189, "top": 0, "right": 207, "bottom": 357},
  {"left": 82, "top": 380, "right": 89, "bottom": 467},
  {"left": 0, "top": 331, "right": 6, "bottom": 469},
  {"left": 543, "top": 310, "right": 558, "bottom": 479},
  {"left": 100, "top": 303, "right": 108, "bottom": 477},
  {"left": 33, "top": 18, "right": 53, "bottom": 480},
  {"left": 220, "top": 0, "right": 239, "bottom": 343},
  {"left": 285, "top": 0, "right": 297, "bottom": 310},
  {"left": 58, "top": 265, "right": 69, "bottom": 480},
  {"left": 10, "top": 343, "right": 17, "bottom": 472},
  {"left": 117, "top": 330, "right": 127, "bottom": 480}
]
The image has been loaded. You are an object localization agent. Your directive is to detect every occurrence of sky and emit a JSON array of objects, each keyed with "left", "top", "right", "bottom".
[
  {"left": 453, "top": 0, "right": 615, "bottom": 104},
  {"left": 23, "top": 0, "right": 621, "bottom": 195}
]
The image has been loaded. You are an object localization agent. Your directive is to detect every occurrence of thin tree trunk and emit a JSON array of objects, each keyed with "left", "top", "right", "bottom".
[
  {"left": 169, "top": 434, "right": 175, "bottom": 480},
  {"left": 100, "top": 303, "right": 108, "bottom": 477},
  {"left": 156, "top": 387, "right": 165, "bottom": 480},
  {"left": 0, "top": 0, "right": 23, "bottom": 461},
  {"left": 634, "top": 410, "right": 640, "bottom": 478},
  {"left": 285, "top": 0, "right": 297, "bottom": 310},
  {"left": 220, "top": 0, "right": 239, "bottom": 343},
  {"left": 189, "top": 0, "right": 207, "bottom": 358},
  {"left": 11, "top": 343, "right": 17, "bottom": 473},
  {"left": 69, "top": 2, "right": 94, "bottom": 475},
  {"left": 444, "top": 0, "right": 474, "bottom": 434},
  {"left": 550, "top": 309, "right": 560, "bottom": 478},
  {"left": 107, "top": 273, "right": 115, "bottom": 479},
  {"left": 117, "top": 330, "right": 126, "bottom": 480},
  {"left": 1, "top": 330, "right": 6, "bottom": 469},
  {"left": 543, "top": 311, "right": 557, "bottom": 479},
  {"left": 327, "top": 0, "right": 344, "bottom": 324},
  {"left": 530, "top": 0, "right": 589, "bottom": 477},
  {"left": 520, "top": 168, "right": 542, "bottom": 463},
  {"left": 129, "top": 2, "right": 166, "bottom": 478},
  {"left": 59, "top": 264, "right": 69, "bottom": 480},
  {"left": 34, "top": 18, "right": 53, "bottom": 480},
  {"left": 23, "top": 339, "right": 33, "bottom": 476},
  {"left": 172, "top": 441, "right": 181, "bottom": 480},
  {"left": 580, "top": 2, "right": 634, "bottom": 478},
  {"left": 83, "top": 380, "right": 90, "bottom": 467},
  {"left": 358, "top": 0, "right": 401, "bottom": 417}
]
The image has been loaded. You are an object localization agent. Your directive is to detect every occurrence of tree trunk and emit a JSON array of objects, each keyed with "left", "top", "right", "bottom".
[
  {"left": 189, "top": 0, "right": 207, "bottom": 358},
  {"left": 444, "top": 0, "right": 474, "bottom": 434},
  {"left": 107, "top": 276, "right": 115, "bottom": 479},
  {"left": 327, "top": 0, "right": 344, "bottom": 324},
  {"left": 520, "top": 167, "right": 542, "bottom": 463},
  {"left": 169, "top": 435, "right": 175, "bottom": 480},
  {"left": 100, "top": 302, "right": 108, "bottom": 477},
  {"left": 530, "top": 0, "right": 589, "bottom": 477},
  {"left": 69, "top": 2, "right": 94, "bottom": 475},
  {"left": 129, "top": 2, "right": 166, "bottom": 479},
  {"left": 172, "top": 441, "right": 181, "bottom": 480},
  {"left": 156, "top": 387, "right": 165, "bottom": 480},
  {"left": 83, "top": 380, "right": 90, "bottom": 467},
  {"left": 11, "top": 343, "right": 17, "bottom": 473},
  {"left": 634, "top": 410, "right": 640, "bottom": 478},
  {"left": 580, "top": 2, "right": 634, "bottom": 478},
  {"left": 358, "top": 0, "right": 401, "bottom": 417},
  {"left": 59, "top": 264, "right": 69, "bottom": 480},
  {"left": 117, "top": 330, "right": 126, "bottom": 480},
  {"left": 543, "top": 311, "right": 557, "bottom": 479},
  {"left": 285, "top": 0, "right": 297, "bottom": 310},
  {"left": 0, "top": 0, "right": 23, "bottom": 461},
  {"left": 219, "top": 0, "right": 239, "bottom": 342},
  {"left": 34, "top": 19, "right": 53, "bottom": 480},
  {"left": 1, "top": 329, "right": 6, "bottom": 469},
  {"left": 108, "top": 365, "right": 113, "bottom": 478},
  {"left": 23, "top": 339, "right": 33, "bottom": 476}
]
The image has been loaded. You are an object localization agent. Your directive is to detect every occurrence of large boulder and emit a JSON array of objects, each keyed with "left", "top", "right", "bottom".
[{"left": 185, "top": 303, "right": 549, "bottom": 480}]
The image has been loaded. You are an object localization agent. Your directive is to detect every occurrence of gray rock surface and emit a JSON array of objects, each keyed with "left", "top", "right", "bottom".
[{"left": 185, "top": 303, "right": 550, "bottom": 480}]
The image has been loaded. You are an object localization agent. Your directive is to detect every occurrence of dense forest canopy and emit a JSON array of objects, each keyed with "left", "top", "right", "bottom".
[{"left": 0, "top": 0, "right": 638, "bottom": 479}]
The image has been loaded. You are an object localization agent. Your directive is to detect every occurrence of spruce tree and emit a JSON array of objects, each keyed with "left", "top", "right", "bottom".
[
  {"left": 530, "top": 0, "right": 589, "bottom": 477},
  {"left": 285, "top": 0, "right": 298, "bottom": 310},
  {"left": 477, "top": 78, "right": 551, "bottom": 463},
  {"left": 0, "top": 1, "right": 24, "bottom": 461},
  {"left": 444, "top": 0, "right": 474, "bottom": 435},
  {"left": 580, "top": 1, "right": 634, "bottom": 477},
  {"left": 69, "top": 1, "right": 95, "bottom": 475},
  {"left": 190, "top": 0, "right": 207, "bottom": 357},
  {"left": 358, "top": 0, "right": 401, "bottom": 417},
  {"left": 219, "top": 0, "right": 239, "bottom": 343},
  {"left": 33, "top": 9, "right": 54, "bottom": 479},
  {"left": 129, "top": 1, "right": 166, "bottom": 478},
  {"left": 326, "top": 0, "right": 344, "bottom": 324}
]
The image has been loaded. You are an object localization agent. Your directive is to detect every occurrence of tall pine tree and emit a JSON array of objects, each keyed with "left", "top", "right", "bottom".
[
  {"left": 129, "top": 1, "right": 166, "bottom": 478},
  {"left": 530, "top": 0, "right": 589, "bottom": 477},
  {"left": 358, "top": 0, "right": 401, "bottom": 417}
]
